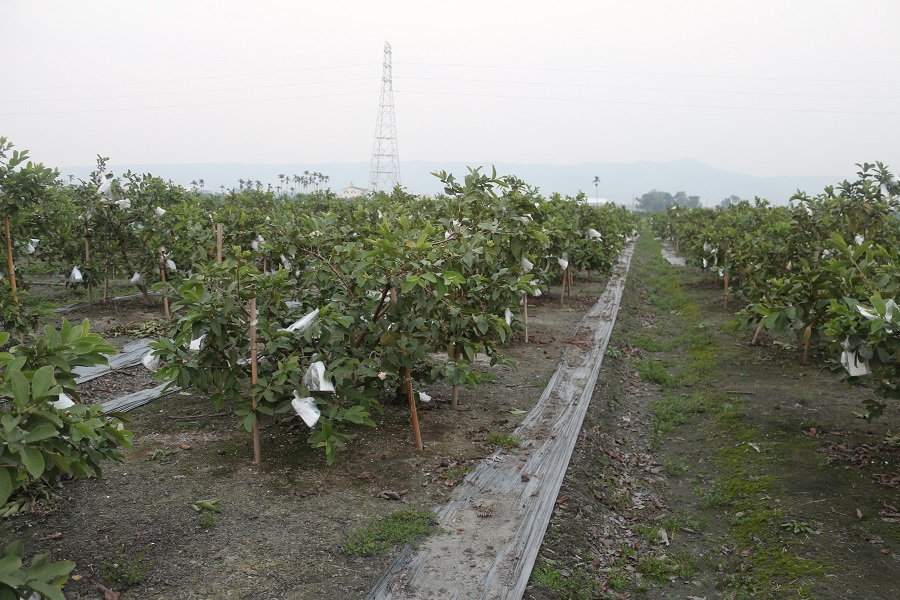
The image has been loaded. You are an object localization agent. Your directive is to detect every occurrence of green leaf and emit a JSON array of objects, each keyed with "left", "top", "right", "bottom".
[
  {"left": 30, "top": 365, "right": 56, "bottom": 400},
  {"left": 19, "top": 447, "right": 45, "bottom": 479},
  {"left": 24, "top": 423, "right": 58, "bottom": 443},
  {"left": 0, "top": 468, "right": 12, "bottom": 506},
  {"left": 10, "top": 370, "right": 29, "bottom": 409}
]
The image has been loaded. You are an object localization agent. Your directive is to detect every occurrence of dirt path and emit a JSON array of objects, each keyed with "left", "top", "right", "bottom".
[{"left": 525, "top": 234, "right": 899, "bottom": 599}]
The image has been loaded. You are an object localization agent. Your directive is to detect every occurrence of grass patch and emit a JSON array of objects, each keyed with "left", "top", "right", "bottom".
[
  {"left": 629, "top": 334, "right": 667, "bottom": 352},
  {"left": 344, "top": 509, "right": 439, "bottom": 556},
  {"left": 531, "top": 561, "right": 601, "bottom": 599},
  {"left": 486, "top": 433, "right": 522, "bottom": 450},
  {"left": 637, "top": 552, "right": 699, "bottom": 582},
  {"left": 635, "top": 359, "right": 674, "bottom": 386}
]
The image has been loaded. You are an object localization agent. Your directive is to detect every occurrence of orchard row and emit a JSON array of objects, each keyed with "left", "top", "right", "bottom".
[{"left": 651, "top": 162, "right": 899, "bottom": 417}]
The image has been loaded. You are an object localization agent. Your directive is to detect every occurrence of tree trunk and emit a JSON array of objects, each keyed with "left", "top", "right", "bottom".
[{"left": 4, "top": 216, "right": 19, "bottom": 307}]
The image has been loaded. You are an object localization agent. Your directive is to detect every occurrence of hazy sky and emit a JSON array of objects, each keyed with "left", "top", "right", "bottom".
[{"left": 3, "top": 0, "right": 899, "bottom": 180}]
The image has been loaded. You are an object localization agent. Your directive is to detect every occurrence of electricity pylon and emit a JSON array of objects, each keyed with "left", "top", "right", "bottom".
[{"left": 369, "top": 42, "right": 400, "bottom": 192}]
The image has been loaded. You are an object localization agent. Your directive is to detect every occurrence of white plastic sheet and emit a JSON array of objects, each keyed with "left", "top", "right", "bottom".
[
  {"left": 291, "top": 392, "right": 321, "bottom": 427},
  {"left": 69, "top": 266, "right": 83, "bottom": 284},
  {"left": 419, "top": 391, "right": 432, "bottom": 403},
  {"left": 303, "top": 361, "right": 335, "bottom": 392},
  {"left": 155, "top": 207, "right": 166, "bottom": 216}
]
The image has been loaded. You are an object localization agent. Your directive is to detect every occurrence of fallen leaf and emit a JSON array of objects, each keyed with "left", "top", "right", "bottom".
[
  {"left": 748, "top": 442, "right": 761, "bottom": 453},
  {"left": 857, "top": 508, "right": 864, "bottom": 519},
  {"left": 71, "top": 575, "right": 83, "bottom": 581},
  {"left": 179, "top": 444, "right": 192, "bottom": 450},
  {"left": 659, "top": 529, "right": 670, "bottom": 546},
  {"left": 97, "top": 583, "right": 119, "bottom": 600},
  {"left": 881, "top": 548, "right": 892, "bottom": 555},
  {"left": 555, "top": 495, "right": 570, "bottom": 505},
  {"left": 357, "top": 471, "right": 375, "bottom": 479}
]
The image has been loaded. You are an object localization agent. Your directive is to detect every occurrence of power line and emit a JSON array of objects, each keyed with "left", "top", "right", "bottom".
[
  {"left": 395, "top": 61, "right": 900, "bottom": 86},
  {"left": 0, "top": 77, "right": 379, "bottom": 104},
  {"left": 393, "top": 89, "right": 900, "bottom": 116},
  {"left": 398, "top": 76, "right": 900, "bottom": 101},
  {"left": 0, "top": 63, "right": 379, "bottom": 92},
  {"left": 0, "top": 90, "right": 375, "bottom": 116}
]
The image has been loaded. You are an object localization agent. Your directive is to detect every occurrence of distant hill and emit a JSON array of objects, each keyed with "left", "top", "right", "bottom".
[{"left": 58, "top": 158, "right": 846, "bottom": 207}]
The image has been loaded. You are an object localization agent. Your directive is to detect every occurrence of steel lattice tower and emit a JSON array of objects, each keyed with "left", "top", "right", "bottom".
[{"left": 369, "top": 42, "right": 400, "bottom": 192}]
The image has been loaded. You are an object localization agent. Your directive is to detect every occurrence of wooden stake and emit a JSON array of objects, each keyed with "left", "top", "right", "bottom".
[
  {"left": 103, "top": 267, "right": 109, "bottom": 302},
  {"left": 802, "top": 337, "right": 811, "bottom": 365},
  {"left": 249, "top": 298, "right": 261, "bottom": 463},
  {"left": 750, "top": 322, "right": 763, "bottom": 345},
  {"left": 723, "top": 273, "right": 730, "bottom": 310},
  {"left": 85, "top": 237, "right": 92, "bottom": 306},
  {"left": 567, "top": 267, "right": 573, "bottom": 299},
  {"left": 523, "top": 293, "right": 529, "bottom": 343},
  {"left": 403, "top": 367, "right": 423, "bottom": 451},
  {"left": 448, "top": 342, "right": 459, "bottom": 409},
  {"left": 216, "top": 223, "right": 224, "bottom": 264},
  {"left": 158, "top": 249, "right": 170, "bottom": 319},
  {"left": 4, "top": 217, "right": 19, "bottom": 307},
  {"left": 560, "top": 267, "right": 567, "bottom": 306}
]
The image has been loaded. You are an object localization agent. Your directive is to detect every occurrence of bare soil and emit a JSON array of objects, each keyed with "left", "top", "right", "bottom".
[
  {"left": 525, "top": 239, "right": 899, "bottom": 599},
  {"left": 6, "top": 241, "right": 899, "bottom": 600},
  {"left": 3, "top": 278, "right": 609, "bottom": 599}
]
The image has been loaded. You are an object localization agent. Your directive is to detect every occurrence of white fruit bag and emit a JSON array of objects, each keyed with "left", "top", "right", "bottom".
[
  {"left": 130, "top": 272, "right": 143, "bottom": 285},
  {"left": 281, "top": 308, "right": 319, "bottom": 334},
  {"left": 166, "top": 259, "right": 177, "bottom": 272},
  {"left": 155, "top": 206, "right": 166, "bottom": 216},
  {"left": 557, "top": 257, "right": 569, "bottom": 271},
  {"left": 840, "top": 340, "right": 871, "bottom": 377},
  {"left": 521, "top": 257, "right": 534, "bottom": 273},
  {"left": 189, "top": 335, "right": 205, "bottom": 351},
  {"left": 69, "top": 266, "right": 83, "bottom": 283},
  {"left": 303, "top": 361, "right": 335, "bottom": 392},
  {"left": 142, "top": 350, "right": 160, "bottom": 372},
  {"left": 51, "top": 392, "right": 75, "bottom": 410},
  {"left": 291, "top": 392, "right": 321, "bottom": 427}
]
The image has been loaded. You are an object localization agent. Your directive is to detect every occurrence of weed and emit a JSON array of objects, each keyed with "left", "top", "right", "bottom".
[
  {"left": 632, "top": 524, "right": 661, "bottom": 541},
  {"left": 100, "top": 544, "right": 153, "bottom": 589},
  {"left": 629, "top": 335, "right": 666, "bottom": 352},
  {"left": 486, "top": 433, "right": 521, "bottom": 450},
  {"left": 199, "top": 512, "right": 216, "bottom": 527},
  {"left": 442, "top": 466, "right": 470, "bottom": 485},
  {"left": 636, "top": 360, "right": 674, "bottom": 386},
  {"left": 344, "top": 509, "right": 439, "bottom": 556},
  {"left": 662, "top": 457, "right": 689, "bottom": 476},
  {"left": 605, "top": 345, "right": 621, "bottom": 358},
  {"left": 780, "top": 520, "right": 818, "bottom": 535},
  {"left": 637, "top": 552, "right": 698, "bottom": 582},
  {"left": 531, "top": 561, "right": 600, "bottom": 599}
]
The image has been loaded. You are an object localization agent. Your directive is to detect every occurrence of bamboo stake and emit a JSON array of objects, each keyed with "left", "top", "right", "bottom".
[
  {"left": 85, "top": 238, "right": 92, "bottom": 306},
  {"left": 523, "top": 293, "right": 529, "bottom": 343},
  {"left": 559, "top": 266, "right": 567, "bottom": 306},
  {"left": 723, "top": 273, "right": 730, "bottom": 310},
  {"left": 750, "top": 322, "right": 763, "bottom": 345},
  {"left": 568, "top": 267, "right": 573, "bottom": 299},
  {"left": 249, "top": 298, "right": 261, "bottom": 463},
  {"left": 158, "top": 249, "right": 170, "bottom": 319},
  {"left": 448, "top": 342, "right": 459, "bottom": 410},
  {"left": 4, "top": 217, "right": 19, "bottom": 307},
  {"left": 216, "top": 223, "right": 224, "bottom": 264},
  {"left": 103, "top": 266, "right": 109, "bottom": 302},
  {"left": 404, "top": 367, "right": 423, "bottom": 451}
]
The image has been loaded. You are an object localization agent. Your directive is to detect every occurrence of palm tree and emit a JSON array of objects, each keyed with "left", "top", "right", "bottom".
[{"left": 592, "top": 176, "right": 601, "bottom": 202}]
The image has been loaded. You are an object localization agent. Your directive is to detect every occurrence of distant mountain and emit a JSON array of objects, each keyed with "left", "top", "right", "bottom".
[{"left": 58, "top": 158, "right": 845, "bottom": 207}]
